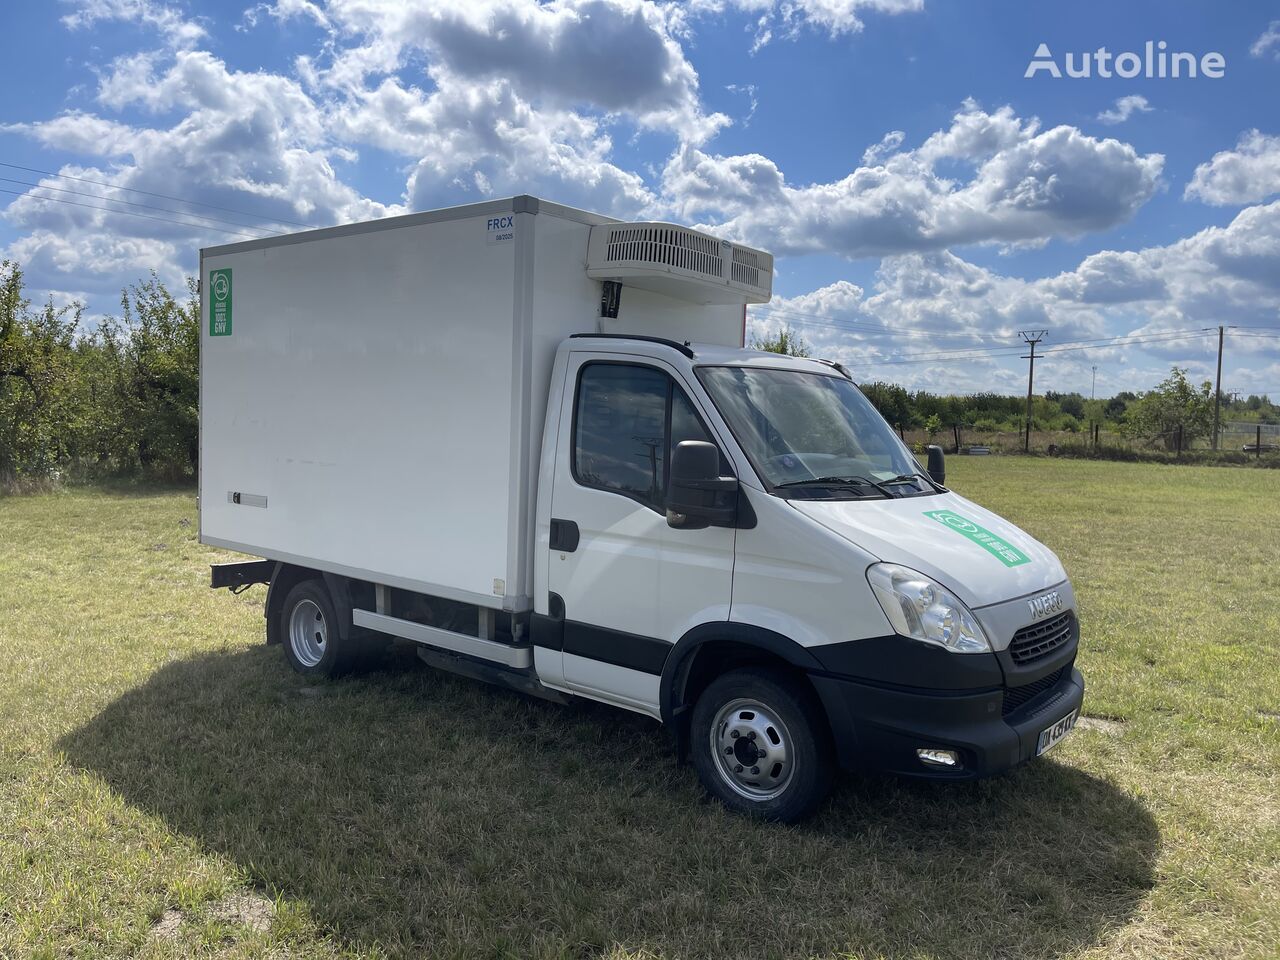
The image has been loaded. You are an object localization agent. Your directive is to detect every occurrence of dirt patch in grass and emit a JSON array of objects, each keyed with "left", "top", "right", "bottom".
[
  {"left": 210, "top": 892, "right": 275, "bottom": 933},
  {"left": 149, "top": 908, "right": 185, "bottom": 942},
  {"left": 1079, "top": 716, "right": 1126, "bottom": 736}
]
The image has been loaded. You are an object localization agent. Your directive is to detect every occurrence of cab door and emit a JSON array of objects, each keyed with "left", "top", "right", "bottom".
[{"left": 544, "top": 353, "right": 736, "bottom": 716}]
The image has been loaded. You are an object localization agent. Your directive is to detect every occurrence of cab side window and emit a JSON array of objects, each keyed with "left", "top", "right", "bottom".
[
  {"left": 574, "top": 364, "right": 669, "bottom": 507},
  {"left": 573, "top": 363, "right": 722, "bottom": 510}
]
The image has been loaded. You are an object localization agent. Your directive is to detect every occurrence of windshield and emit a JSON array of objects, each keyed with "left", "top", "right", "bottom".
[{"left": 696, "top": 365, "right": 933, "bottom": 498}]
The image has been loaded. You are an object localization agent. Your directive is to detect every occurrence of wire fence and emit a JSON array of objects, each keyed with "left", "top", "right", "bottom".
[{"left": 893, "top": 422, "right": 1280, "bottom": 465}]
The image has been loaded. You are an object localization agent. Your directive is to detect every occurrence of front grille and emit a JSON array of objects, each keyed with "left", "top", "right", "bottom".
[
  {"left": 1010, "top": 610, "right": 1076, "bottom": 665},
  {"left": 1002, "top": 666, "right": 1067, "bottom": 717}
]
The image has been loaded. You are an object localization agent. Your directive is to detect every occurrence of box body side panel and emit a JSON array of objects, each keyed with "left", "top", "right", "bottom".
[{"left": 200, "top": 214, "right": 519, "bottom": 605}]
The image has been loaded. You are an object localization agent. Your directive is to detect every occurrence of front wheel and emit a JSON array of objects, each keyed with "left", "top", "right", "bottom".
[{"left": 691, "top": 668, "right": 834, "bottom": 822}]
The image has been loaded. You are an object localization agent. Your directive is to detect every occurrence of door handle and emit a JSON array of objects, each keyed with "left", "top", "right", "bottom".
[{"left": 549, "top": 518, "right": 580, "bottom": 552}]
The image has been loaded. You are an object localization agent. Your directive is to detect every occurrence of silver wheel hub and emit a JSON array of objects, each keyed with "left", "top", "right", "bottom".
[
  {"left": 710, "top": 698, "right": 794, "bottom": 801},
  {"left": 288, "top": 598, "right": 327, "bottom": 667}
]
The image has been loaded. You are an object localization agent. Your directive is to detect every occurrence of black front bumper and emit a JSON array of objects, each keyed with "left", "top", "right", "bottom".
[{"left": 808, "top": 634, "right": 1084, "bottom": 779}]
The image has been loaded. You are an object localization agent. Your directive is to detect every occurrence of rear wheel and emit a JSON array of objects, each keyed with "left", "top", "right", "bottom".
[
  {"left": 691, "top": 668, "right": 834, "bottom": 822},
  {"left": 280, "top": 580, "right": 356, "bottom": 677}
]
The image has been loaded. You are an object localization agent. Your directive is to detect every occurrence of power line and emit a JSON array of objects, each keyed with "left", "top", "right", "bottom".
[
  {"left": 749, "top": 311, "right": 999, "bottom": 349},
  {"left": 865, "top": 330, "right": 1208, "bottom": 365},
  {"left": 0, "top": 176, "right": 273, "bottom": 235},
  {"left": 757, "top": 308, "right": 1212, "bottom": 363},
  {"left": 752, "top": 304, "right": 996, "bottom": 343},
  {"left": 0, "top": 160, "right": 318, "bottom": 229},
  {"left": 1038, "top": 331, "right": 1213, "bottom": 356},
  {"left": 0, "top": 188, "right": 266, "bottom": 238}
]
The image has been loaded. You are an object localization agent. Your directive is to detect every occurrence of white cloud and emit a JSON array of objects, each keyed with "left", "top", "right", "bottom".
[
  {"left": 240, "top": 0, "right": 330, "bottom": 31},
  {"left": 1097, "top": 95, "right": 1152, "bottom": 125},
  {"left": 9, "top": 0, "right": 1275, "bottom": 398},
  {"left": 2, "top": 112, "right": 139, "bottom": 156},
  {"left": 280, "top": 0, "right": 725, "bottom": 212},
  {"left": 3, "top": 49, "right": 401, "bottom": 291},
  {"left": 1251, "top": 20, "right": 1280, "bottom": 59},
  {"left": 666, "top": 100, "right": 1164, "bottom": 258},
  {"left": 687, "top": 0, "right": 924, "bottom": 50},
  {"left": 60, "top": 0, "right": 206, "bottom": 49},
  {"left": 862, "top": 130, "right": 905, "bottom": 164},
  {"left": 1185, "top": 130, "right": 1280, "bottom": 206},
  {"left": 11, "top": 0, "right": 729, "bottom": 293},
  {"left": 752, "top": 201, "right": 1280, "bottom": 393},
  {"left": 298, "top": 0, "right": 726, "bottom": 141}
]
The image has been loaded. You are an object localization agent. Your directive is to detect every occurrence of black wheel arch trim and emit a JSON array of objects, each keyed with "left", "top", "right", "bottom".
[{"left": 659, "top": 622, "right": 827, "bottom": 727}]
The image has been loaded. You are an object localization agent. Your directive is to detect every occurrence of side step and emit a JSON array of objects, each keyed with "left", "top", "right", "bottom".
[
  {"left": 352, "top": 608, "right": 532, "bottom": 669},
  {"left": 414, "top": 647, "right": 569, "bottom": 705}
]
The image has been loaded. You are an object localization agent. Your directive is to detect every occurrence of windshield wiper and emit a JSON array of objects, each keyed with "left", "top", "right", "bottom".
[
  {"left": 773, "top": 475, "right": 894, "bottom": 498},
  {"left": 882, "top": 471, "right": 944, "bottom": 492}
]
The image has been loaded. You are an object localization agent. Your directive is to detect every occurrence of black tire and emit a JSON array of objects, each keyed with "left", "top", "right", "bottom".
[
  {"left": 691, "top": 667, "right": 834, "bottom": 822},
  {"left": 279, "top": 580, "right": 359, "bottom": 677}
]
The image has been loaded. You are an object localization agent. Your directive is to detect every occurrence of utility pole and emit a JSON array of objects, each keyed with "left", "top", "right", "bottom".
[
  {"left": 1205, "top": 325, "right": 1236, "bottom": 450},
  {"left": 1091, "top": 365, "right": 1097, "bottom": 400},
  {"left": 1212, "top": 325, "right": 1224, "bottom": 450},
  {"left": 1020, "top": 330, "right": 1047, "bottom": 453}
]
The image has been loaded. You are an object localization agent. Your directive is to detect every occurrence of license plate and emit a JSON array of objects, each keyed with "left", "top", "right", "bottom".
[{"left": 1036, "top": 710, "right": 1078, "bottom": 756}]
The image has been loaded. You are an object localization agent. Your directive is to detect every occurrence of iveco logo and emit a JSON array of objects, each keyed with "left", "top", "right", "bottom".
[{"left": 1027, "top": 591, "right": 1063, "bottom": 621}]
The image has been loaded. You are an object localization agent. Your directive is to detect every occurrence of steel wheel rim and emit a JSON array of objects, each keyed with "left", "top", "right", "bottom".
[
  {"left": 288, "top": 599, "right": 327, "bottom": 667},
  {"left": 710, "top": 697, "right": 795, "bottom": 801}
]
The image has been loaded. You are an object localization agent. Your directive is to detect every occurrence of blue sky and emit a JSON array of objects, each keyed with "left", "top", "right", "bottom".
[{"left": 2, "top": 0, "right": 1279, "bottom": 398}]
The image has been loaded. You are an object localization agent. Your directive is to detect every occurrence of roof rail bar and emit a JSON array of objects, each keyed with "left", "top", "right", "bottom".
[
  {"left": 815, "top": 357, "right": 854, "bottom": 380},
  {"left": 569, "top": 333, "right": 696, "bottom": 359}
]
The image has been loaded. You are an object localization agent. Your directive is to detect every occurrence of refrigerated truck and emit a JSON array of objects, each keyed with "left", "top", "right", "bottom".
[{"left": 202, "top": 195, "right": 1083, "bottom": 821}]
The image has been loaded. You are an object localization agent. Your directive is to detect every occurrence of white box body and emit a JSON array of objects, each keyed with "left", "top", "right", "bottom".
[{"left": 199, "top": 197, "right": 748, "bottom": 611}]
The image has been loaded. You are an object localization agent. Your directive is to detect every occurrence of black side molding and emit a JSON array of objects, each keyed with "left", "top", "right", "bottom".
[{"left": 210, "top": 559, "right": 275, "bottom": 589}]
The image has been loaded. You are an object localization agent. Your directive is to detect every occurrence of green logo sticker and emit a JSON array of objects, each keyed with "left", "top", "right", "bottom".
[
  {"left": 924, "top": 510, "right": 1030, "bottom": 568},
  {"left": 209, "top": 268, "right": 232, "bottom": 336}
]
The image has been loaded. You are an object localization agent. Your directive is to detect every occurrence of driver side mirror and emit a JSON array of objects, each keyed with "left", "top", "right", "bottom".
[
  {"left": 925, "top": 444, "right": 946, "bottom": 486},
  {"left": 667, "top": 440, "right": 739, "bottom": 528}
]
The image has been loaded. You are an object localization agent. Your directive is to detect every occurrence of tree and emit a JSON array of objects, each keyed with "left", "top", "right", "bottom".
[
  {"left": 103, "top": 274, "right": 200, "bottom": 479},
  {"left": 751, "top": 325, "right": 810, "bottom": 357},
  {"left": 923, "top": 413, "right": 942, "bottom": 441},
  {"left": 1104, "top": 396, "right": 1129, "bottom": 421},
  {"left": 861, "top": 381, "right": 913, "bottom": 427},
  {"left": 1124, "top": 366, "right": 1214, "bottom": 451},
  {"left": 0, "top": 261, "right": 84, "bottom": 482}
]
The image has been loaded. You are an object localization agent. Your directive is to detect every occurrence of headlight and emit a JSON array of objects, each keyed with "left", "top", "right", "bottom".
[{"left": 866, "top": 563, "right": 991, "bottom": 653}]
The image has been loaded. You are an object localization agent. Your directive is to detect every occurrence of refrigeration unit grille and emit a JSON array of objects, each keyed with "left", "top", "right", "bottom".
[
  {"left": 586, "top": 220, "right": 773, "bottom": 303},
  {"left": 730, "top": 246, "right": 763, "bottom": 288},
  {"left": 603, "top": 225, "right": 724, "bottom": 281}
]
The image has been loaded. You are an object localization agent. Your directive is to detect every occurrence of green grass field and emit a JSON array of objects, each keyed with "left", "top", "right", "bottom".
[{"left": 1, "top": 459, "right": 1277, "bottom": 959}]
